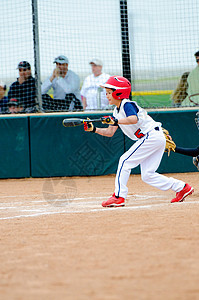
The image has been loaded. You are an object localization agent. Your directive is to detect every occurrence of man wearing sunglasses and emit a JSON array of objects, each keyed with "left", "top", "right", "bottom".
[
  {"left": 41, "top": 55, "right": 82, "bottom": 111},
  {"left": 7, "top": 61, "right": 36, "bottom": 112},
  {"left": 182, "top": 50, "right": 199, "bottom": 106}
]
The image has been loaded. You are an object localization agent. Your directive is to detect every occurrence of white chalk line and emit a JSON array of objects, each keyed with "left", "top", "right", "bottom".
[
  {"left": 0, "top": 195, "right": 107, "bottom": 205},
  {"left": 0, "top": 198, "right": 198, "bottom": 221},
  {"left": 0, "top": 194, "right": 165, "bottom": 207},
  {"left": 0, "top": 195, "right": 167, "bottom": 213},
  {"left": 1, "top": 200, "right": 199, "bottom": 221},
  {"left": 0, "top": 203, "right": 170, "bottom": 220},
  {"left": 0, "top": 186, "right": 197, "bottom": 221},
  {"left": 0, "top": 192, "right": 163, "bottom": 200},
  {"left": 0, "top": 192, "right": 109, "bottom": 200}
]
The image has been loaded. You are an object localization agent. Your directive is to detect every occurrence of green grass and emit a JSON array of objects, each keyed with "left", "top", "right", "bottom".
[{"left": 132, "top": 94, "right": 172, "bottom": 108}]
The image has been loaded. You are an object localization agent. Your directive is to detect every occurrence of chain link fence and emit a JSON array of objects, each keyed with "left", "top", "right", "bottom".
[{"left": 0, "top": 0, "right": 199, "bottom": 113}]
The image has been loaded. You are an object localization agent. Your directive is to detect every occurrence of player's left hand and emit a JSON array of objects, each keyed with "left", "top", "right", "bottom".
[
  {"left": 101, "top": 116, "right": 118, "bottom": 125},
  {"left": 84, "top": 118, "right": 96, "bottom": 133}
]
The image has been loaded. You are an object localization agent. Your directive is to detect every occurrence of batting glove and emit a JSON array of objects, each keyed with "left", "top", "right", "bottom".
[
  {"left": 84, "top": 118, "right": 96, "bottom": 133},
  {"left": 101, "top": 116, "right": 118, "bottom": 126}
]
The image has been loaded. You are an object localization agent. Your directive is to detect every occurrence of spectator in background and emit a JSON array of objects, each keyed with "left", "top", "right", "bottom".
[
  {"left": 41, "top": 55, "right": 82, "bottom": 111},
  {"left": 182, "top": 51, "right": 199, "bottom": 106},
  {"left": 171, "top": 72, "right": 189, "bottom": 107},
  {"left": 0, "top": 81, "right": 8, "bottom": 114},
  {"left": 81, "top": 59, "right": 110, "bottom": 110},
  {"left": 7, "top": 61, "right": 37, "bottom": 111},
  {"left": 7, "top": 98, "right": 24, "bottom": 114}
]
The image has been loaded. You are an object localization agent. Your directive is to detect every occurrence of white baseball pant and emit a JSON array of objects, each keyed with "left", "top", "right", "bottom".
[{"left": 115, "top": 127, "right": 185, "bottom": 199}]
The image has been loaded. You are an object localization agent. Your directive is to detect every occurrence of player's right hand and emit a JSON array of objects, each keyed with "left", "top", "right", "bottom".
[
  {"left": 50, "top": 68, "right": 60, "bottom": 82},
  {"left": 84, "top": 118, "right": 96, "bottom": 133},
  {"left": 54, "top": 67, "right": 60, "bottom": 77}
]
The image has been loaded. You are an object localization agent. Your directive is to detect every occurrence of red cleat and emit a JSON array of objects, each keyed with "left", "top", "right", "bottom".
[
  {"left": 171, "top": 183, "right": 194, "bottom": 203},
  {"left": 102, "top": 193, "right": 125, "bottom": 207}
]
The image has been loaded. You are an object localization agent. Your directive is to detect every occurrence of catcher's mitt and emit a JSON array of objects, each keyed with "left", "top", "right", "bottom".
[{"left": 162, "top": 128, "right": 176, "bottom": 156}]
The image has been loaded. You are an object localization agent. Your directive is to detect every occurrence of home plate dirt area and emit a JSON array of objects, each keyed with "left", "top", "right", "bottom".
[{"left": 0, "top": 172, "right": 198, "bottom": 300}]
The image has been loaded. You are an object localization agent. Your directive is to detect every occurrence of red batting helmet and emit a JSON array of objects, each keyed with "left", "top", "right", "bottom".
[{"left": 101, "top": 76, "right": 131, "bottom": 100}]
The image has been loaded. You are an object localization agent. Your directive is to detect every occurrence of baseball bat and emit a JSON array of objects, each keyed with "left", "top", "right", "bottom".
[{"left": 62, "top": 118, "right": 102, "bottom": 127}]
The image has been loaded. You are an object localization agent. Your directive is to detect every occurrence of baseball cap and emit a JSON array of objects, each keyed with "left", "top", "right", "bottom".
[
  {"left": 8, "top": 98, "right": 20, "bottom": 106},
  {"left": 0, "top": 81, "right": 6, "bottom": 89},
  {"left": 17, "top": 61, "right": 31, "bottom": 69},
  {"left": 53, "top": 55, "right": 69, "bottom": 64},
  {"left": 89, "top": 59, "right": 103, "bottom": 66}
]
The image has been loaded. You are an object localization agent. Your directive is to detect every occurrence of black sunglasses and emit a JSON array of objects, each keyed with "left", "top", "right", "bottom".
[{"left": 56, "top": 57, "right": 65, "bottom": 61}]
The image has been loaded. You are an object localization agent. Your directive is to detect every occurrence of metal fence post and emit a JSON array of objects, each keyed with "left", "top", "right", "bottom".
[
  {"left": 120, "top": 0, "right": 132, "bottom": 99},
  {"left": 32, "top": 0, "right": 42, "bottom": 111}
]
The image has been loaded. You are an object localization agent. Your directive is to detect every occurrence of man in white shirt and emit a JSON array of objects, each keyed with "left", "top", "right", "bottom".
[
  {"left": 41, "top": 55, "right": 82, "bottom": 111},
  {"left": 81, "top": 59, "right": 110, "bottom": 110}
]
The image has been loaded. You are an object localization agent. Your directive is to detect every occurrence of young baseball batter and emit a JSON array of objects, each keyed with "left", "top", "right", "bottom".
[{"left": 84, "top": 76, "right": 194, "bottom": 207}]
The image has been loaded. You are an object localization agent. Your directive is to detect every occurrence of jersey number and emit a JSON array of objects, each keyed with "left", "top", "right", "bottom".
[{"left": 135, "top": 128, "right": 145, "bottom": 138}]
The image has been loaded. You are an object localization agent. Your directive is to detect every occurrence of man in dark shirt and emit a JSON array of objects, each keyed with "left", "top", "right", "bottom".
[{"left": 8, "top": 61, "right": 36, "bottom": 110}]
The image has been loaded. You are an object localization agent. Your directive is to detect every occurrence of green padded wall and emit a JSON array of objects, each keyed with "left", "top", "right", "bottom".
[
  {"left": 0, "top": 110, "right": 197, "bottom": 179},
  {"left": 29, "top": 110, "right": 198, "bottom": 178},
  {"left": 29, "top": 114, "right": 125, "bottom": 177},
  {"left": 0, "top": 116, "right": 30, "bottom": 178}
]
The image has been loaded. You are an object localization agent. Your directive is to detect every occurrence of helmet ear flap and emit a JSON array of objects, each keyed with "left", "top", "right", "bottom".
[
  {"left": 112, "top": 89, "right": 130, "bottom": 100},
  {"left": 112, "top": 90, "right": 121, "bottom": 100},
  {"left": 114, "top": 92, "right": 122, "bottom": 100}
]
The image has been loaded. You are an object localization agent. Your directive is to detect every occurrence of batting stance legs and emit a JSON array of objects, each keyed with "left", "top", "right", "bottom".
[{"left": 114, "top": 128, "right": 185, "bottom": 199}]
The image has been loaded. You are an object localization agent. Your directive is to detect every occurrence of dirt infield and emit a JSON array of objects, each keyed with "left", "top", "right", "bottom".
[{"left": 0, "top": 172, "right": 198, "bottom": 300}]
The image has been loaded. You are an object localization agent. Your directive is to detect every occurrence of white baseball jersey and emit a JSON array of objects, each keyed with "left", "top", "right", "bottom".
[
  {"left": 81, "top": 73, "right": 110, "bottom": 110},
  {"left": 113, "top": 99, "right": 161, "bottom": 141}
]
